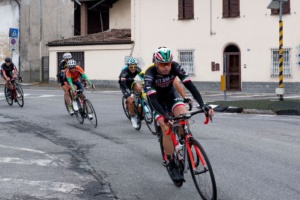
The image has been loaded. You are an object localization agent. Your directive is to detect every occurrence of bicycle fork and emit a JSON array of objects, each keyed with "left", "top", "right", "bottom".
[{"left": 184, "top": 134, "right": 208, "bottom": 174}]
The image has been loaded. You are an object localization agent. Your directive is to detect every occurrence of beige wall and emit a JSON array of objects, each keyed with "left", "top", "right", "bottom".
[
  {"left": 131, "top": 0, "right": 300, "bottom": 83},
  {"left": 49, "top": 44, "right": 132, "bottom": 81},
  {"left": 109, "top": 0, "right": 131, "bottom": 29}
]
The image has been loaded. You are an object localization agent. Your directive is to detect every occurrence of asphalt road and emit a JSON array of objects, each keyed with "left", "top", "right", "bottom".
[{"left": 0, "top": 86, "right": 299, "bottom": 200}]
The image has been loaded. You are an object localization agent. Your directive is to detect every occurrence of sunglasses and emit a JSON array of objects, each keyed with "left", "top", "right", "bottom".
[
  {"left": 129, "top": 65, "right": 137, "bottom": 69},
  {"left": 69, "top": 66, "right": 76, "bottom": 69}
]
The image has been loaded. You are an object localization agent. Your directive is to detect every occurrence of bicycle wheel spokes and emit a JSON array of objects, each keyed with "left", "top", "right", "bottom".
[
  {"left": 84, "top": 99, "right": 97, "bottom": 128},
  {"left": 16, "top": 86, "right": 24, "bottom": 107},
  {"left": 188, "top": 137, "right": 217, "bottom": 200},
  {"left": 122, "top": 96, "right": 130, "bottom": 120}
]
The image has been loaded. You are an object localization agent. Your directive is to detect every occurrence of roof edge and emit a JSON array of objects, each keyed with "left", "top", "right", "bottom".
[{"left": 47, "top": 41, "right": 133, "bottom": 47}]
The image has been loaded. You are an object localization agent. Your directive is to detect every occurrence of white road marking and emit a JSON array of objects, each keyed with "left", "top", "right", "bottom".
[
  {"left": 0, "top": 144, "right": 69, "bottom": 167},
  {"left": 0, "top": 157, "right": 58, "bottom": 167},
  {"left": 0, "top": 178, "right": 84, "bottom": 194}
]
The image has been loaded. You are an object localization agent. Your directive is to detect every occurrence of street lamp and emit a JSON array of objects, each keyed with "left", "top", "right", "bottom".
[{"left": 267, "top": 0, "right": 288, "bottom": 101}]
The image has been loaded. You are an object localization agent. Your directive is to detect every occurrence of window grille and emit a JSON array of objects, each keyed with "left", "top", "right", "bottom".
[
  {"left": 271, "top": 48, "right": 291, "bottom": 77},
  {"left": 178, "top": 50, "right": 194, "bottom": 75}
]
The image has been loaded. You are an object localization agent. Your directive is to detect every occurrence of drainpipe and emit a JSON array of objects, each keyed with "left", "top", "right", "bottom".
[
  {"left": 210, "top": 0, "right": 216, "bottom": 35},
  {"left": 14, "top": 0, "right": 21, "bottom": 73}
]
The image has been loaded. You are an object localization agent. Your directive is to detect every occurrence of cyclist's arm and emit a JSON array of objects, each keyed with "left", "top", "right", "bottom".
[
  {"left": 81, "top": 73, "right": 92, "bottom": 85},
  {"left": 173, "top": 78, "right": 186, "bottom": 98},
  {"left": 175, "top": 65, "right": 205, "bottom": 107},
  {"left": 119, "top": 69, "right": 131, "bottom": 97}
]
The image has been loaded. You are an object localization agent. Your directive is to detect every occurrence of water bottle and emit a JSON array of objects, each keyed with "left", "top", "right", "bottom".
[
  {"left": 175, "top": 144, "right": 184, "bottom": 160},
  {"left": 144, "top": 105, "right": 151, "bottom": 119}
]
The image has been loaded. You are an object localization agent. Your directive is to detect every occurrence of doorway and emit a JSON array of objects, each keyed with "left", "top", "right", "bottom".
[{"left": 224, "top": 45, "right": 241, "bottom": 91}]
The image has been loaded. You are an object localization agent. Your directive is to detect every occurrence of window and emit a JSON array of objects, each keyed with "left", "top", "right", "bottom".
[
  {"left": 223, "top": 0, "right": 240, "bottom": 18},
  {"left": 271, "top": 48, "right": 291, "bottom": 77},
  {"left": 271, "top": 0, "right": 290, "bottom": 15},
  {"left": 178, "top": 0, "right": 194, "bottom": 20},
  {"left": 178, "top": 50, "right": 194, "bottom": 75}
]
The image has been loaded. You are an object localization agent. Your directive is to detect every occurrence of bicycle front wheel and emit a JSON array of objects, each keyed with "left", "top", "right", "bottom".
[
  {"left": 122, "top": 96, "right": 130, "bottom": 120},
  {"left": 84, "top": 99, "right": 97, "bottom": 128},
  {"left": 4, "top": 85, "right": 13, "bottom": 106},
  {"left": 15, "top": 84, "right": 24, "bottom": 107},
  {"left": 75, "top": 98, "right": 84, "bottom": 124},
  {"left": 188, "top": 137, "right": 217, "bottom": 200},
  {"left": 133, "top": 103, "right": 142, "bottom": 130}
]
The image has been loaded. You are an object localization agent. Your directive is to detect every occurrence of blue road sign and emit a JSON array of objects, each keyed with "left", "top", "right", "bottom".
[
  {"left": 9, "top": 28, "right": 19, "bottom": 38},
  {"left": 297, "top": 61, "right": 300, "bottom": 66}
]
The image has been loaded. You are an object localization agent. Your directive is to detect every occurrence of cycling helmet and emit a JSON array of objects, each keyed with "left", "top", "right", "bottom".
[
  {"left": 63, "top": 53, "right": 72, "bottom": 60},
  {"left": 4, "top": 57, "right": 12, "bottom": 62},
  {"left": 155, "top": 47, "right": 173, "bottom": 63},
  {"left": 67, "top": 59, "right": 76, "bottom": 68},
  {"left": 126, "top": 57, "right": 137, "bottom": 65}
]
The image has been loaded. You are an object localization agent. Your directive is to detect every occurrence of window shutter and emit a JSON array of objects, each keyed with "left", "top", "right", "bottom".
[
  {"left": 282, "top": 0, "right": 290, "bottom": 14},
  {"left": 230, "top": 0, "right": 240, "bottom": 17},
  {"left": 184, "top": 0, "right": 194, "bottom": 19},
  {"left": 223, "top": 0, "right": 229, "bottom": 18},
  {"left": 178, "top": 0, "right": 184, "bottom": 20}
]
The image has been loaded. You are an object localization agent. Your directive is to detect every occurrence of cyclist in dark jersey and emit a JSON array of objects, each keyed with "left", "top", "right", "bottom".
[
  {"left": 1, "top": 57, "right": 20, "bottom": 90},
  {"left": 144, "top": 47, "right": 214, "bottom": 181},
  {"left": 118, "top": 57, "right": 143, "bottom": 128}
]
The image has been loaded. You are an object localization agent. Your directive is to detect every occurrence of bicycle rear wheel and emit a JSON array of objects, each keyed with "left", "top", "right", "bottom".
[
  {"left": 75, "top": 98, "right": 84, "bottom": 124},
  {"left": 84, "top": 99, "right": 98, "bottom": 128},
  {"left": 4, "top": 85, "right": 13, "bottom": 106},
  {"left": 15, "top": 84, "right": 24, "bottom": 107},
  {"left": 188, "top": 137, "right": 217, "bottom": 200},
  {"left": 122, "top": 96, "right": 130, "bottom": 120},
  {"left": 159, "top": 133, "right": 184, "bottom": 187}
]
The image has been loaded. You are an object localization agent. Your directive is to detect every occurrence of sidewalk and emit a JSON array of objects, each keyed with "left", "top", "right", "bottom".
[
  {"left": 3, "top": 81, "right": 300, "bottom": 116},
  {"left": 206, "top": 94, "right": 300, "bottom": 116}
]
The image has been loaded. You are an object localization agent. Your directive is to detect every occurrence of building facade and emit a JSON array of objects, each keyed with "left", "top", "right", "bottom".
[{"left": 48, "top": 0, "right": 300, "bottom": 93}]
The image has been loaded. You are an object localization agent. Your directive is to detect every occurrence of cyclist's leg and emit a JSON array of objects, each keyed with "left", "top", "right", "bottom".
[
  {"left": 171, "top": 91, "right": 187, "bottom": 134},
  {"left": 73, "top": 80, "right": 83, "bottom": 100},
  {"left": 63, "top": 82, "right": 71, "bottom": 106}
]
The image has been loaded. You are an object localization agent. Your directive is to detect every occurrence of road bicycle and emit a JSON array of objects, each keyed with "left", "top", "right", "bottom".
[
  {"left": 122, "top": 91, "right": 154, "bottom": 131},
  {"left": 156, "top": 107, "right": 217, "bottom": 200},
  {"left": 70, "top": 85, "right": 97, "bottom": 128},
  {"left": 4, "top": 76, "right": 24, "bottom": 107}
]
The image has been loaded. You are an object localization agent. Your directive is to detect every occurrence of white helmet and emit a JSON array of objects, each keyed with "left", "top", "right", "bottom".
[
  {"left": 67, "top": 59, "right": 76, "bottom": 68},
  {"left": 63, "top": 52, "right": 72, "bottom": 60}
]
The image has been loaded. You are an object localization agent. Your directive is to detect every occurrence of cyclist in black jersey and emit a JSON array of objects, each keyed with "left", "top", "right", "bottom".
[
  {"left": 118, "top": 57, "right": 143, "bottom": 128},
  {"left": 1, "top": 57, "right": 20, "bottom": 90},
  {"left": 144, "top": 47, "right": 214, "bottom": 181}
]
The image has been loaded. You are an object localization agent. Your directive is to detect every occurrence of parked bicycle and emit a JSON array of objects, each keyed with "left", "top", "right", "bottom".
[
  {"left": 69, "top": 85, "right": 97, "bottom": 128},
  {"left": 4, "top": 76, "right": 24, "bottom": 107},
  {"left": 156, "top": 107, "right": 217, "bottom": 200},
  {"left": 122, "top": 91, "right": 154, "bottom": 131}
]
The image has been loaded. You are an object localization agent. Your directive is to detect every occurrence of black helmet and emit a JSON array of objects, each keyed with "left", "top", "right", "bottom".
[{"left": 5, "top": 57, "right": 12, "bottom": 62}]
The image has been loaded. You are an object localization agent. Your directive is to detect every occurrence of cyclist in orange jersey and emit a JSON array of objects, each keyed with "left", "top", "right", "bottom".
[{"left": 63, "top": 59, "right": 95, "bottom": 115}]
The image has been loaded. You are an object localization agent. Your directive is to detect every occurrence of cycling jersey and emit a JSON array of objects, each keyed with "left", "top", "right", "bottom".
[
  {"left": 144, "top": 61, "right": 205, "bottom": 117},
  {"left": 118, "top": 65, "right": 143, "bottom": 97},
  {"left": 1, "top": 63, "right": 17, "bottom": 79},
  {"left": 64, "top": 65, "right": 92, "bottom": 92},
  {"left": 58, "top": 60, "right": 68, "bottom": 85}
]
